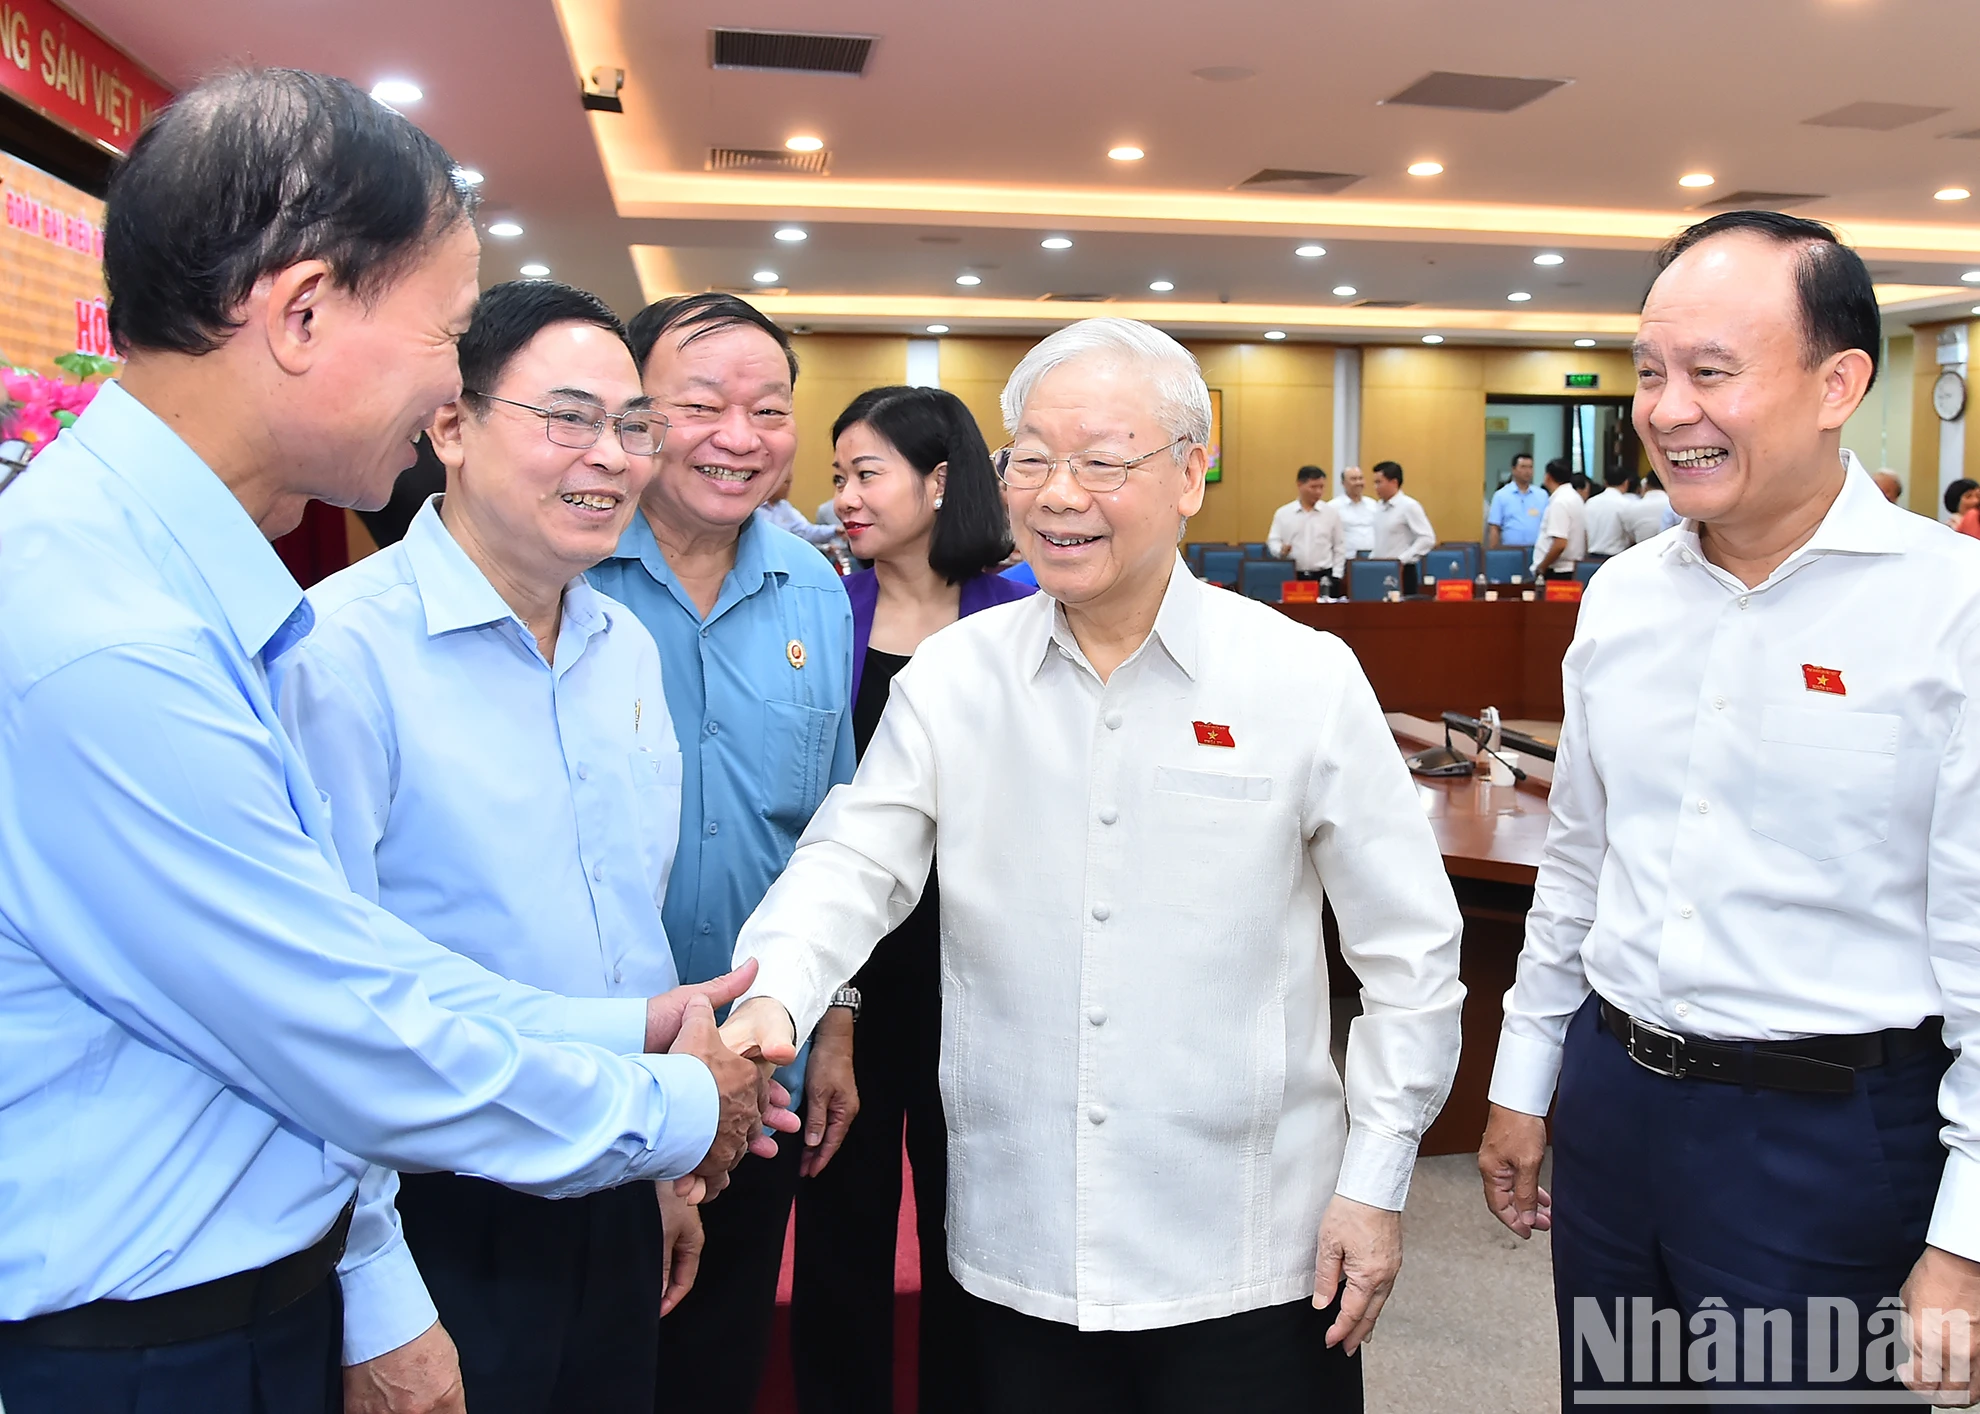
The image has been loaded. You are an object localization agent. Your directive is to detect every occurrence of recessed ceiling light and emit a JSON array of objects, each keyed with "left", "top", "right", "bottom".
[
  {"left": 1971, "top": 306, "right": 1980, "bottom": 316},
  {"left": 1964, "top": 271, "right": 1980, "bottom": 282},
  {"left": 785, "top": 135, "right": 824, "bottom": 152},
  {"left": 1421, "top": 334, "right": 1445, "bottom": 344},
  {"left": 1678, "top": 172, "right": 1715, "bottom": 188},
  {"left": 1937, "top": 187, "right": 1972, "bottom": 202},
  {"left": 488, "top": 221, "right": 523, "bottom": 238},
  {"left": 519, "top": 263, "right": 549, "bottom": 278},
  {"left": 1508, "top": 291, "right": 1533, "bottom": 302},
  {"left": 1295, "top": 244, "right": 1326, "bottom": 258},
  {"left": 1264, "top": 330, "right": 1287, "bottom": 340},
  {"left": 1108, "top": 145, "right": 1145, "bottom": 161},
  {"left": 956, "top": 273, "right": 982, "bottom": 286},
  {"left": 1148, "top": 280, "right": 1174, "bottom": 292},
  {"left": 454, "top": 167, "right": 485, "bottom": 187},
  {"left": 774, "top": 227, "right": 808, "bottom": 242},
  {"left": 1407, "top": 161, "right": 1444, "bottom": 177},
  {"left": 1574, "top": 338, "right": 1597, "bottom": 348},
  {"left": 752, "top": 270, "right": 778, "bottom": 283},
  {"left": 1533, "top": 253, "right": 1564, "bottom": 266},
  {"left": 926, "top": 324, "right": 950, "bottom": 334},
  {"left": 1041, "top": 236, "right": 1073, "bottom": 250},
  {"left": 1332, "top": 285, "right": 1357, "bottom": 297},
  {"left": 370, "top": 79, "right": 422, "bottom": 106}
]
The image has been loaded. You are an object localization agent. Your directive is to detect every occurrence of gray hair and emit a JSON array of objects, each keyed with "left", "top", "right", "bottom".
[{"left": 1000, "top": 317, "right": 1212, "bottom": 461}]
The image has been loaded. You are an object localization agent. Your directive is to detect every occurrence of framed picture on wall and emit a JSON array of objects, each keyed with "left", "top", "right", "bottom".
[{"left": 1204, "top": 388, "right": 1223, "bottom": 483}]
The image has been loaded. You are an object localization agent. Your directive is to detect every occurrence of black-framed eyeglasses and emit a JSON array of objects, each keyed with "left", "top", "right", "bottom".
[
  {"left": 0, "top": 440, "right": 30, "bottom": 498},
  {"left": 467, "top": 392, "right": 668, "bottom": 456},
  {"left": 993, "top": 435, "right": 1187, "bottom": 492}
]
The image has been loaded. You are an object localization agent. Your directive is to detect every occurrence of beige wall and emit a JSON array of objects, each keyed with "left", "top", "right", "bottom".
[{"left": 1840, "top": 332, "right": 1912, "bottom": 490}]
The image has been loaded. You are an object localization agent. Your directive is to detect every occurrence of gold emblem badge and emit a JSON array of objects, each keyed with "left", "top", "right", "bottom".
[{"left": 787, "top": 639, "right": 807, "bottom": 670}]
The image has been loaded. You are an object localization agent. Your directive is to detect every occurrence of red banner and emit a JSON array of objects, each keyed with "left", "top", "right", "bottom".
[
  {"left": 1543, "top": 579, "right": 1584, "bottom": 603},
  {"left": 0, "top": 0, "right": 171, "bottom": 155},
  {"left": 1279, "top": 579, "right": 1319, "bottom": 604},
  {"left": 1434, "top": 578, "right": 1475, "bottom": 601}
]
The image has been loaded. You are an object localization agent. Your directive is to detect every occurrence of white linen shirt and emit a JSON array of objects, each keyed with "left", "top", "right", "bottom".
[
  {"left": 1534, "top": 482, "right": 1587, "bottom": 571},
  {"left": 1619, "top": 490, "right": 1664, "bottom": 546},
  {"left": 1334, "top": 493, "right": 1378, "bottom": 557},
  {"left": 1489, "top": 455, "right": 1980, "bottom": 1258},
  {"left": 1370, "top": 490, "right": 1436, "bottom": 563},
  {"left": 1582, "top": 486, "right": 1633, "bottom": 557},
  {"left": 1267, "top": 498, "right": 1346, "bottom": 576},
  {"left": 736, "top": 558, "right": 1463, "bottom": 1330}
]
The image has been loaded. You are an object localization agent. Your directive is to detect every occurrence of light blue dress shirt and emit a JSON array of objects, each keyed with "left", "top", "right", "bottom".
[
  {"left": 588, "top": 510, "right": 854, "bottom": 1087},
  {"left": 1487, "top": 481, "right": 1549, "bottom": 548},
  {"left": 0, "top": 384, "right": 716, "bottom": 1361}
]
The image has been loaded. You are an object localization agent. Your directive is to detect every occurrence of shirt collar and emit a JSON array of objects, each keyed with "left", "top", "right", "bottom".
[
  {"left": 401, "top": 494, "right": 609, "bottom": 641},
  {"left": 72, "top": 381, "right": 305, "bottom": 659},
  {"left": 609, "top": 502, "right": 785, "bottom": 620},
  {"left": 1662, "top": 450, "right": 1906, "bottom": 571},
  {"left": 1030, "top": 554, "right": 1201, "bottom": 683}
]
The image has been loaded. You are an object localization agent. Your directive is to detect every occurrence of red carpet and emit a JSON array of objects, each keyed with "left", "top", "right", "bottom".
[{"left": 752, "top": 1143, "right": 923, "bottom": 1414}]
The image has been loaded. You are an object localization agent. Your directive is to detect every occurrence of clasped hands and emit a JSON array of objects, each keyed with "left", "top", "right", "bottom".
[{"left": 644, "top": 961, "right": 800, "bottom": 1200}]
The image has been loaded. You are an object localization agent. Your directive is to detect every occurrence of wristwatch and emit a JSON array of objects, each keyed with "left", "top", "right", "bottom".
[{"left": 828, "top": 985, "right": 862, "bottom": 1022}]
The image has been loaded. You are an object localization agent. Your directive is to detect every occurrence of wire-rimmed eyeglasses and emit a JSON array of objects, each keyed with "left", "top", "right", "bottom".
[
  {"left": 993, "top": 435, "right": 1186, "bottom": 492},
  {"left": 468, "top": 392, "right": 668, "bottom": 456}
]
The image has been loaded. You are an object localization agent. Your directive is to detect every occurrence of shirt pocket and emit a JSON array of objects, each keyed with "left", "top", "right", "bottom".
[
  {"left": 1154, "top": 766, "right": 1273, "bottom": 803},
  {"left": 761, "top": 699, "right": 839, "bottom": 834},
  {"left": 1750, "top": 706, "right": 1900, "bottom": 861},
  {"left": 629, "top": 744, "right": 684, "bottom": 880}
]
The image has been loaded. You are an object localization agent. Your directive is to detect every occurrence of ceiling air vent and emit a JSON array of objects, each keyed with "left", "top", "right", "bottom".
[
  {"left": 1696, "top": 189, "right": 1826, "bottom": 210},
  {"left": 1040, "top": 293, "right": 1111, "bottom": 303},
  {"left": 1803, "top": 101, "right": 1947, "bottom": 131},
  {"left": 1237, "top": 168, "right": 1363, "bottom": 195},
  {"left": 706, "top": 147, "right": 832, "bottom": 175},
  {"left": 709, "top": 28, "right": 875, "bottom": 76},
  {"left": 1380, "top": 71, "right": 1567, "bottom": 114},
  {"left": 1352, "top": 299, "right": 1416, "bottom": 309}
]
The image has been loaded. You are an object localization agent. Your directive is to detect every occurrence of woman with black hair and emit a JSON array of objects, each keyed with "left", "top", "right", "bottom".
[
  {"left": 1945, "top": 477, "right": 1980, "bottom": 539},
  {"left": 790, "top": 385, "right": 1026, "bottom": 1414}
]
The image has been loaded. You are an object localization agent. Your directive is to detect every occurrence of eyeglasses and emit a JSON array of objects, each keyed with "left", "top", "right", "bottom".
[
  {"left": 468, "top": 393, "right": 668, "bottom": 456},
  {"left": 993, "top": 435, "right": 1187, "bottom": 492}
]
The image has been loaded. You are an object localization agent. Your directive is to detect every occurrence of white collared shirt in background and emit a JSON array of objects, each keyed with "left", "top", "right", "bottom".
[
  {"left": 1533, "top": 482, "right": 1588, "bottom": 571},
  {"left": 737, "top": 559, "right": 1463, "bottom": 1330},
  {"left": 1266, "top": 498, "right": 1345, "bottom": 576},
  {"left": 1582, "top": 486, "right": 1633, "bottom": 557},
  {"left": 1370, "top": 490, "right": 1436, "bottom": 563},
  {"left": 1489, "top": 454, "right": 1980, "bottom": 1257},
  {"left": 1620, "top": 489, "right": 1666, "bottom": 546},
  {"left": 1334, "top": 492, "right": 1377, "bottom": 558}
]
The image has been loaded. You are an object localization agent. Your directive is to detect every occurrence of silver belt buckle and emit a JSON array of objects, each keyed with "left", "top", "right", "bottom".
[{"left": 1624, "top": 1014, "right": 1688, "bottom": 1079}]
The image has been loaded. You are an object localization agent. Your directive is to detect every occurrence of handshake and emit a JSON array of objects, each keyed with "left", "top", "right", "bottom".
[{"left": 643, "top": 961, "right": 804, "bottom": 1200}]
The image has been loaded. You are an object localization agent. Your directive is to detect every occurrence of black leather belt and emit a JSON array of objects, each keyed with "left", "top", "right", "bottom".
[
  {"left": 0, "top": 1200, "right": 353, "bottom": 1350},
  {"left": 1600, "top": 999, "right": 1943, "bottom": 1096}
]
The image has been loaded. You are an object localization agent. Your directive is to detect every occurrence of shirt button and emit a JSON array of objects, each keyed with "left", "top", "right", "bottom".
[
  {"left": 613, "top": 967, "right": 624, "bottom": 984},
  {"left": 1087, "top": 1105, "right": 1107, "bottom": 1125},
  {"left": 1738, "top": 595, "right": 1751, "bottom": 609},
  {"left": 707, "top": 821, "right": 719, "bottom": 835},
  {"left": 1086, "top": 1006, "right": 1107, "bottom": 1027},
  {"left": 1698, "top": 799, "right": 1710, "bottom": 814},
  {"left": 707, "top": 721, "right": 719, "bottom": 736},
  {"left": 1713, "top": 697, "right": 1727, "bottom": 711},
  {"left": 1104, "top": 712, "right": 1123, "bottom": 730},
  {"left": 1680, "top": 904, "right": 1695, "bottom": 919},
  {"left": 591, "top": 862, "right": 604, "bottom": 882},
  {"left": 1091, "top": 903, "right": 1111, "bottom": 922},
  {"left": 701, "top": 924, "right": 711, "bottom": 935},
  {"left": 576, "top": 762, "right": 590, "bottom": 780},
  {"left": 1098, "top": 807, "right": 1119, "bottom": 825},
  {"left": 1681, "top": 550, "right": 1696, "bottom": 565},
  {"left": 1674, "top": 1002, "right": 1692, "bottom": 1020}
]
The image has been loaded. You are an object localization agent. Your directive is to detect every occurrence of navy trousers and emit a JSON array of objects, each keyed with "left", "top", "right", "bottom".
[
  {"left": 0, "top": 1276, "right": 339, "bottom": 1414},
  {"left": 1552, "top": 993, "right": 1951, "bottom": 1410}
]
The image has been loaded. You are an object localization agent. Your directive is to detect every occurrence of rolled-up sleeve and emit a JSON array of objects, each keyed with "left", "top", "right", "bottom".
[{"left": 4, "top": 643, "right": 715, "bottom": 1197}]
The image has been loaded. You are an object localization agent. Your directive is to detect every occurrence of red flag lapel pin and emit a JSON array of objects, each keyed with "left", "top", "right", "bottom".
[
  {"left": 1192, "top": 721, "right": 1235, "bottom": 747},
  {"left": 1801, "top": 664, "right": 1846, "bottom": 696}
]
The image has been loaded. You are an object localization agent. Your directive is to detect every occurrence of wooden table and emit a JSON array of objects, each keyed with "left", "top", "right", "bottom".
[{"left": 1275, "top": 599, "right": 1580, "bottom": 719}]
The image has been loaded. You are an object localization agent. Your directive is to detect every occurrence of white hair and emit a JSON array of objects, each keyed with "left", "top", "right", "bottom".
[{"left": 1000, "top": 317, "right": 1212, "bottom": 460}]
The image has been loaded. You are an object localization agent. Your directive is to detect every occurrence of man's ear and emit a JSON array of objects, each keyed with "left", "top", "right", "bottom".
[
  {"left": 429, "top": 401, "right": 469, "bottom": 490},
  {"left": 1816, "top": 347, "right": 1875, "bottom": 433},
  {"left": 260, "top": 260, "right": 336, "bottom": 376},
  {"left": 1177, "top": 444, "right": 1209, "bottom": 518}
]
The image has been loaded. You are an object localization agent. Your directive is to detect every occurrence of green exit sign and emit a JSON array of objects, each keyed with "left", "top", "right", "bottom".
[{"left": 1565, "top": 373, "right": 1600, "bottom": 389}]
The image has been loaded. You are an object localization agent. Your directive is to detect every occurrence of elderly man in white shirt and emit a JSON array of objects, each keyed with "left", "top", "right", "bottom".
[
  {"left": 1531, "top": 458, "right": 1587, "bottom": 576},
  {"left": 1479, "top": 211, "right": 1980, "bottom": 1405},
  {"left": 1333, "top": 465, "right": 1378, "bottom": 568},
  {"left": 722, "top": 317, "right": 1463, "bottom": 1413},
  {"left": 1267, "top": 463, "right": 1345, "bottom": 585}
]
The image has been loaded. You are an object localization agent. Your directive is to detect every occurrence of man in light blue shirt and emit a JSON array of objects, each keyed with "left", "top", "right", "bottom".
[
  {"left": 0, "top": 71, "right": 771, "bottom": 1414},
  {"left": 587, "top": 293, "right": 856, "bottom": 1412},
  {"left": 273, "top": 280, "right": 708, "bottom": 1413},
  {"left": 1487, "top": 452, "right": 1548, "bottom": 550}
]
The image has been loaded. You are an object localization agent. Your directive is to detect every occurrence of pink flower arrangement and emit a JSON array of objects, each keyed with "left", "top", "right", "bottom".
[{"left": 1, "top": 357, "right": 110, "bottom": 455}]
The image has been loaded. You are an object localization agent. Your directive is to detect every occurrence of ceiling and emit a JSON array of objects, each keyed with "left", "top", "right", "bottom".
[{"left": 62, "top": 0, "right": 1980, "bottom": 344}]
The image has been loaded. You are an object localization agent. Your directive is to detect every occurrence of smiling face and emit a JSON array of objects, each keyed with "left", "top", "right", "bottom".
[
  {"left": 1341, "top": 466, "right": 1365, "bottom": 500},
  {"left": 832, "top": 420, "right": 941, "bottom": 566},
  {"left": 1004, "top": 357, "right": 1205, "bottom": 612},
  {"left": 1633, "top": 230, "right": 1870, "bottom": 531},
  {"left": 432, "top": 320, "right": 655, "bottom": 593},
  {"left": 638, "top": 322, "right": 797, "bottom": 540}
]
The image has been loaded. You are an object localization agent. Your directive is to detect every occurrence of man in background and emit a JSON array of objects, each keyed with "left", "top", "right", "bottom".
[
  {"left": 1532, "top": 457, "right": 1587, "bottom": 577},
  {"left": 1582, "top": 468, "right": 1636, "bottom": 557},
  {"left": 1267, "top": 463, "right": 1344, "bottom": 586},
  {"left": 1874, "top": 468, "right": 1904, "bottom": 503},
  {"left": 1486, "top": 452, "right": 1546, "bottom": 552},
  {"left": 1334, "top": 463, "right": 1377, "bottom": 562},
  {"left": 1370, "top": 459, "right": 1436, "bottom": 591}
]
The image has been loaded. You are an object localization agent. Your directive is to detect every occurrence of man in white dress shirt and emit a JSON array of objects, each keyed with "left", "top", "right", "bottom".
[
  {"left": 1531, "top": 457, "right": 1587, "bottom": 577},
  {"left": 1580, "top": 468, "right": 1635, "bottom": 558},
  {"left": 1368, "top": 460, "right": 1435, "bottom": 595},
  {"left": 1333, "top": 464, "right": 1377, "bottom": 564},
  {"left": 722, "top": 317, "right": 1463, "bottom": 1412},
  {"left": 1266, "top": 463, "right": 1345, "bottom": 585},
  {"left": 1479, "top": 210, "right": 1980, "bottom": 1403}
]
